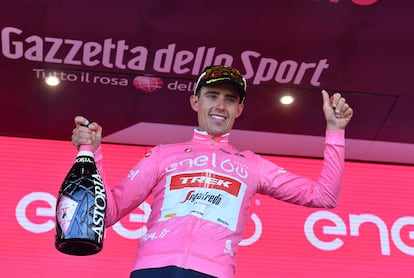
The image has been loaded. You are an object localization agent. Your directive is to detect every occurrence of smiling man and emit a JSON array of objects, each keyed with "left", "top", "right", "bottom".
[
  {"left": 190, "top": 66, "right": 246, "bottom": 138},
  {"left": 71, "top": 65, "right": 353, "bottom": 278}
]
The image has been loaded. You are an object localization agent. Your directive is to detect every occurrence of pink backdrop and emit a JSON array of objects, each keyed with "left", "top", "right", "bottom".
[{"left": 1, "top": 136, "right": 413, "bottom": 277}]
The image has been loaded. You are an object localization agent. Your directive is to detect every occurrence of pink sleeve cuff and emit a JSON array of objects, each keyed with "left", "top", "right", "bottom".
[
  {"left": 94, "top": 145, "right": 103, "bottom": 162},
  {"left": 325, "top": 129, "right": 345, "bottom": 146}
]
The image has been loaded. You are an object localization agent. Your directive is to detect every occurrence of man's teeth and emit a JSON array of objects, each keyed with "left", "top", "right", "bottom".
[{"left": 211, "top": 115, "right": 225, "bottom": 120}]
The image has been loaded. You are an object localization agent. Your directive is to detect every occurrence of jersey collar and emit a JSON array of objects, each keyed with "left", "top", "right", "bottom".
[{"left": 192, "top": 129, "right": 230, "bottom": 144}]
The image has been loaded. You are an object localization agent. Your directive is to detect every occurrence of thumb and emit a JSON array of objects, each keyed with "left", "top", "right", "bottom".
[
  {"left": 321, "top": 89, "right": 330, "bottom": 106},
  {"left": 74, "top": 115, "right": 90, "bottom": 127}
]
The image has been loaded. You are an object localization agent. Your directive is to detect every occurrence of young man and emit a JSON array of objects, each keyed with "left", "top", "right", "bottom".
[{"left": 72, "top": 65, "right": 353, "bottom": 278}]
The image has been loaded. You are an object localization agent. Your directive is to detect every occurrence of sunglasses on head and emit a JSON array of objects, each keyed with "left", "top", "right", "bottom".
[{"left": 201, "top": 66, "right": 247, "bottom": 91}]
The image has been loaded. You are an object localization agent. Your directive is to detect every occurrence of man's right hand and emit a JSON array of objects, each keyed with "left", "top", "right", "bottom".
[{"left": 72, "top": 116, "right": 102, "bottom": 152}]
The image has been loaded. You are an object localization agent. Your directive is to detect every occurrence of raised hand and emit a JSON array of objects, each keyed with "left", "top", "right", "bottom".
[
  {"left": 71, "top": 116, "right": 102, "bottom": 152},
  {"left": 321, "top": 90, "right": 353, "bottom": 130}
]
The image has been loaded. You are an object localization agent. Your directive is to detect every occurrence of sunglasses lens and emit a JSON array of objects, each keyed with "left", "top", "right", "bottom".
[{"left": 203, "top": 66, "right": 245, "bottom": 89}]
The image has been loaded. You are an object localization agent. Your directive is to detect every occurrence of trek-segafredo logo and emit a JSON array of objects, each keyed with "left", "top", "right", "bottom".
[
  {"left": 180, "top": 190, "right": 223, "bottom": 205},
  {"left": 171, "top": 172, "right": 242, "bottom": 197},
  {"left": 1, "top": 26, "right": 329, "bottom": 87}
]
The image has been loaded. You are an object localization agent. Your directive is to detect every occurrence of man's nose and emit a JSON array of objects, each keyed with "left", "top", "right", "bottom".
[{"left": 216, "top": 96, "right": 225, "bottom": 109}]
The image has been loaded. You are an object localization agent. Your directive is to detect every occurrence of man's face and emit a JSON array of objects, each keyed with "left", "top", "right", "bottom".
[{"left": 190, "top": 83, "right": 244, "bottom": 137}]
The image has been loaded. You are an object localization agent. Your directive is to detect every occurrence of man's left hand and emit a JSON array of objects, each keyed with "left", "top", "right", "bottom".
[{"left": 322, "top": 90, "right": 353, "bottom": 130}]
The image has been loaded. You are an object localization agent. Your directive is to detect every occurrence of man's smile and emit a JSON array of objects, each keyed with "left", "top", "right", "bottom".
[{"left": 210, "top": 114, "right": 227, "bottom": 121}]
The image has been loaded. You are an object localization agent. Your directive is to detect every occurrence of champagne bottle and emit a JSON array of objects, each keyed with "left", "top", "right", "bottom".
[{"left": 55, "top": 144, "right": 106, "bottom": 256}]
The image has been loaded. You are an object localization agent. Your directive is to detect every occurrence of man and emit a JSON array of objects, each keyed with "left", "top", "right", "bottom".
[{"left": 72, "top": 65, "right": 353, "bottom": 278}]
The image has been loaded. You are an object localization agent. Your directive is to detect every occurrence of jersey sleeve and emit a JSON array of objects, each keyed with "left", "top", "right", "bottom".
[
  {"left": 94, "top": 145, "right": 161, "bottom": 227},
  {"left": 257, "top": 130, "right": 345, "bottom": 208}
]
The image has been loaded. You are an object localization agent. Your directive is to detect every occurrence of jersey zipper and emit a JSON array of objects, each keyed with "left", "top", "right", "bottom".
[
  {"left": 182, "top": 216, "right": 198, "bottom": 268},
  {"left": 182, "top": 171, "right": 212, "bottom": 267},
  {"left": 183, "top": 134, "right": 215, "bottom": 267}
]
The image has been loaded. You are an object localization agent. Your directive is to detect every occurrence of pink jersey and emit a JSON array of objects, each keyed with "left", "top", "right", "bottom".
[{"left": 95, "top": 129, "right": 345, "bottom": 278}]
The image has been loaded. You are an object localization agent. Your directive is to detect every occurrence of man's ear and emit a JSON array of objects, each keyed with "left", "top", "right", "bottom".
[
  {"left": 190, "top": 95, "right": 199, "bottom": 112},
  {"left": 235, "top": 103, "right": 244, "bottom": 118}
]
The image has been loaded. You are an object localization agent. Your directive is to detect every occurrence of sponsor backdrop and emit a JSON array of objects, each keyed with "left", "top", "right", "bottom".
[
  {"left": 1, "top": 136, "right": 413, "bottom": 277},
  {"left": 1, "top": 0, "right": 414, "bottom": 165}
]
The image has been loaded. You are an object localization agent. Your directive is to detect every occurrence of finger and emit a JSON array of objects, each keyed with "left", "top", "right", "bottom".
[
  {"left": 342, "top": 106, "right": 354, "bottom": 118},
  {"left": 338, "top": 101, "right": 354, "bottom": 118},
  {"left": 72, "top": 128, "right": 94, "bottom": 145},
  {"left": 338, "top": 103, "right": 349, "bottom": 115},
  {"left": 321, "top": 90, "right": 330, "bottom": 106},
  {"left": 72, "top": 127, "right": 88, "bottom": 141},
  {"left": 74, "top": 115, "right": 90, "bottom": 127},
  {"left": 335, "top": 98, "right": 346, "bottom": 115},
  {"left": 330, "top": 93, "right": 342, "bottom": 109},
  {"left": 86, "top": 121, "right": 99, "bottom": 130}
]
